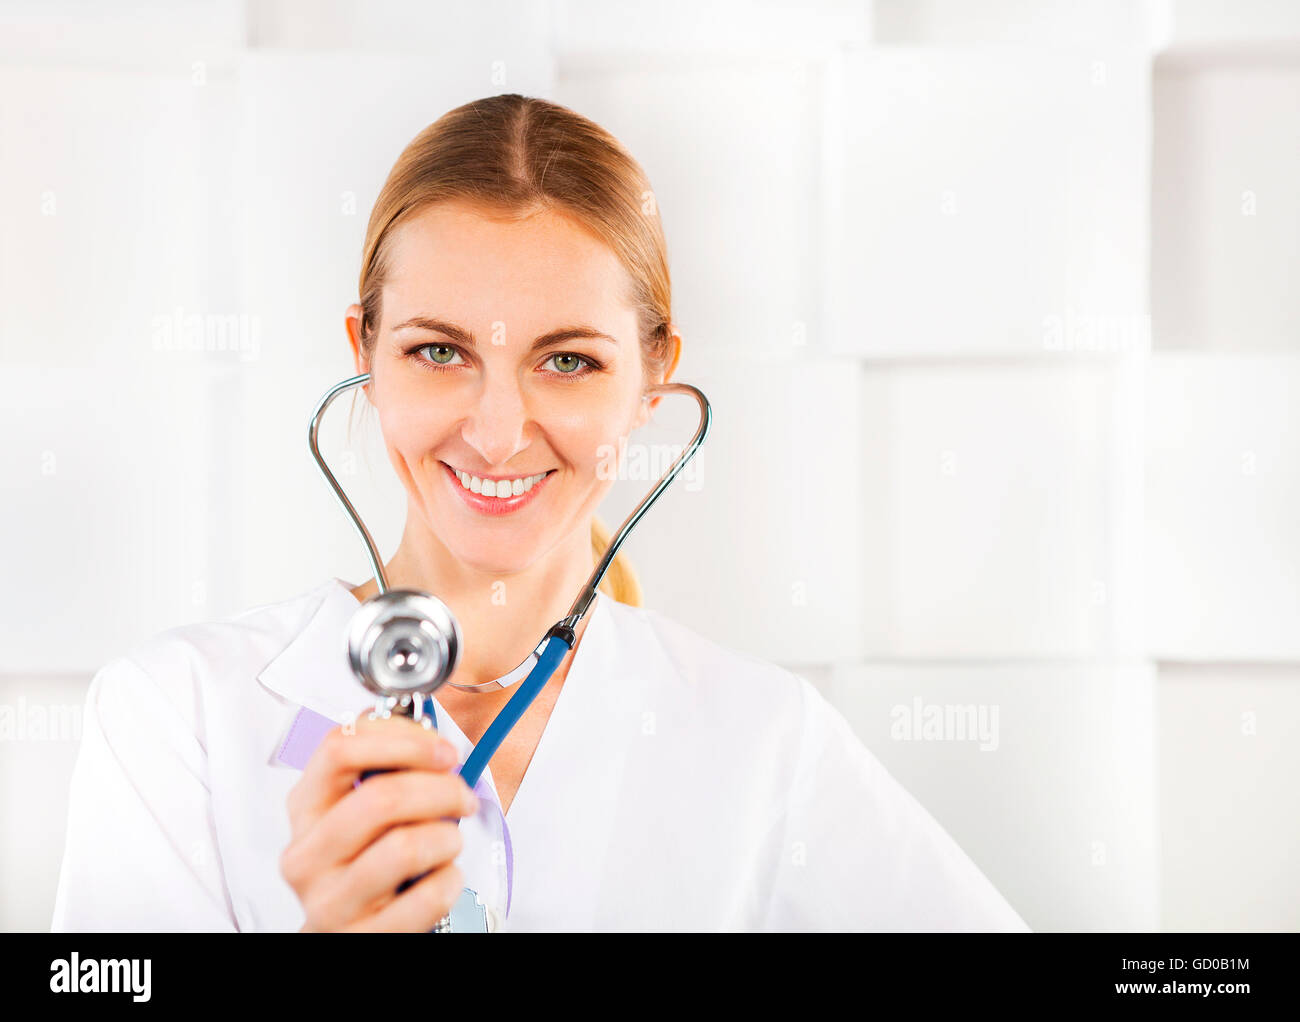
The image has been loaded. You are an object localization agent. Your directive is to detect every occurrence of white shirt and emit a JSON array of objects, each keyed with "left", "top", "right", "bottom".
[{"left": 50, "top": 577, "right": 1029, "bottom": 932}]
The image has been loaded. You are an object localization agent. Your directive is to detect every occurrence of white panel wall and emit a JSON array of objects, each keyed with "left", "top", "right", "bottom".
[
  {"left": 553, "top": 0, "right": 869, "bottom": 58},
  {"left": 820, "top": 14, "right": 1158, "bottom": 933},
  {"left": 0, "top": 58, "right": 240, "bottom": 668},
  {"left": 830, "top": 661, "right": 1159, "bottom": 931},
  {"left": 556, "top": 60, "right": 827, "bottom": 370},
  {"left": 832, "top": 47, "right": 1150, "bottom": 359},
  {"left": 1166, "top": 0, "right": 1300, "bottom": 44},
  {"left": 1147, "top": 354, "right": 1300, "bottom": 660},
  {"left": 1148, "top": 8, "right": 1300, "bottom": 931},
  {"left": 0, "top": 0, "right": 245, "bottom": 70},
  {"left": 1159, "top": 664, "right": 1300, "bottom": 932},
  {"left": 871, "top": 0, "right": 1161, "bottom": 46},
  {"left": 1153, "top": 55, "right": 1300, "bottom": 351},
  {"left": 3, "top": 0, "right": 1296, "bottom": 934},
  {"left": 860, "top": 359, "right": 1145, "bottom": 659},
  {"left": 0, "top": 366, "right": 227, "bottom": 673}
]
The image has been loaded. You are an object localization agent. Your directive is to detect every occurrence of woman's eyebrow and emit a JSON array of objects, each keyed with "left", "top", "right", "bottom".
[{"left": 391, "top": 316, "right": 618, "bottom": 353}]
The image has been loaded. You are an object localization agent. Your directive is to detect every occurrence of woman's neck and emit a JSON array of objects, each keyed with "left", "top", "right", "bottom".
[{"left": 348, "top": 514, "right": 598, "bottom": 708}]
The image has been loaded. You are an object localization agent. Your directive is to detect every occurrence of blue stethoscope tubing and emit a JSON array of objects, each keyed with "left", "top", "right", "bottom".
[{"left": 458, "top": 628, "right": 572, "bottom": 789}]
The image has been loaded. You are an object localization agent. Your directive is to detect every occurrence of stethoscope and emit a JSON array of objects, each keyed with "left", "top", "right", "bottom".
[{"left": 308, "top": 371, "right": 711, "bottom": 929}]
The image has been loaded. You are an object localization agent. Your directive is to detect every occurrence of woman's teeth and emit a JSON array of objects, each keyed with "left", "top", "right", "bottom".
[{"left": 453, "top": 467, "right": 550, "bottom": 498}]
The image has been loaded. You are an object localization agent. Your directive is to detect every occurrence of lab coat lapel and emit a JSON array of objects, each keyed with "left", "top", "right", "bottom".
[{"left": 502, "top": 589, "right": 650, "bottom": 930}]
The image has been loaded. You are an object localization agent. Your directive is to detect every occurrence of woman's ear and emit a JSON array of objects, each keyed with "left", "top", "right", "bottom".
[
  {"left": 345, "top": 303, "right": 369, "bottom": 376},
  {"left": 634, "top": 325, "right": 683, "bottom": 428},
  {"left": 661, "top": 325, "right": 683, "bottom": 383}
]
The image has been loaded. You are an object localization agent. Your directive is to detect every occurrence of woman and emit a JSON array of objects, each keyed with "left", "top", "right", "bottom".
[{"left": 52, "top": 94, "right": 1028, "bottom": 933}]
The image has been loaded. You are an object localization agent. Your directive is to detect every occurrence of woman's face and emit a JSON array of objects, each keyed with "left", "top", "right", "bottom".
[{"left": 348, "top": 200, "right": 661, "bottom": 575}]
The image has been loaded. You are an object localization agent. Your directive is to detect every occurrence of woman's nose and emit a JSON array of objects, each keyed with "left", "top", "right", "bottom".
[{"left": 459, "top": 375, "right": 531, "bottom": 467}]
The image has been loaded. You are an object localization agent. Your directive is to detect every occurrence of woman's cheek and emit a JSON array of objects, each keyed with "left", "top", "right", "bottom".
[
  {"left": 565, "top": 385, "right": 636, "bottom": 462},
  {"left": 551, "top": 406, "right": 615, "bottom": 476},
  {"left": 379, "top": 393, "right": 445, "bottom": 457}
]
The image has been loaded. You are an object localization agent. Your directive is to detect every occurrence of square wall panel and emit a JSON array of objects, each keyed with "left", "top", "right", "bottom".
[
  {"left": 831, "top": 46, "right": 1149, "bottom": 359},
  {"left": 0, "top": 63, "right": 235, "bottom": 370},
  {"left": 230, "top": 50, "right": 556, "bottom": 374},
  {"left": 0, "top": 0, "right": 244, "bottom": 69},
  {"left": 1146, "top": 353, "right": 1300, "bottom": 659},
  {"left": 616, "top": 350, "right": 865, "bottom": 665},
  {"left": 861, "top": 357, "right": 1145, "bottom": 659},
  {"left": 0, "top": 366, "right": 227, "bottom": 673},
  {"left": 829, "top": 660, "right": 1159, "bottom": 931},
  {"left": 1153, "top": 56, "right": 1300, "bottom": 350},
  {"left": 556, "top": 61, "right": 826, "bottom": 363},
  {"left": 249, "top": 0, "right": 552, "bottom": 54},
  {"left": 871, "top": 0, "right": 1160, "bottom": 47},
  {"left": 1158, "top": 663, "right": 1300, "bottom": 932},
  {"left": 552, "top": 0, "right": 869, "bottom": 56}
]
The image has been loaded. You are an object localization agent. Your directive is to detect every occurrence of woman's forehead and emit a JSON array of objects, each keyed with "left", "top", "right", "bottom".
[{"left": 382, "top": 202, "right": 635, "bottom": 329}]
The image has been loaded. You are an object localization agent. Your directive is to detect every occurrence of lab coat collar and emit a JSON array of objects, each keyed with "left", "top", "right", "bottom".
[{"left": 254, "top": 578, "right": 373, "bottom": 723}]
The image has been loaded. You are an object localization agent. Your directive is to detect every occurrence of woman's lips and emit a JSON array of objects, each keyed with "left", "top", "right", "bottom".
[{"left": 441, "top": 461, "right": 555, "bottom": 517}]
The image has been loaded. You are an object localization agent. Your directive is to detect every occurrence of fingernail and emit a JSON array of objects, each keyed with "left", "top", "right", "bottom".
[{"left": 435, "top": 742, "right": 457, "bottom": 767}]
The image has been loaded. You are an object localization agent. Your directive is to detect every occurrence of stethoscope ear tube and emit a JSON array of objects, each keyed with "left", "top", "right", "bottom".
[
  {"left": 308, "top": 373, "right": 391, "bottom": 594},
  {"left": 309, "top": 372, "right": 710, "bottom": 731}
]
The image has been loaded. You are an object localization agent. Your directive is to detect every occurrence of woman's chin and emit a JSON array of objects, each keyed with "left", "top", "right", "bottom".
[{"left": 442, "top": 535, "right": 537, "bottom": 576}]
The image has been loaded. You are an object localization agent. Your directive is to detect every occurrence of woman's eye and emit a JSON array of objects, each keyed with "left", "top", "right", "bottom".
[
  {"left": 420, "top": 344, "right": 462, "bottom": 366},
  {"left": 548, "top": 352, "right": 589, "bottom": 375}
]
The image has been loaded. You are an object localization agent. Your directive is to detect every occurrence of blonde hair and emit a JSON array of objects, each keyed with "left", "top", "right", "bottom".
[{"left": 356, "top": 94, "right": 674, "bottom": 607}]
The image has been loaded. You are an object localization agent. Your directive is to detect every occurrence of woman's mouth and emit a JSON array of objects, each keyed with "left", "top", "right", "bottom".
[{"left": 440, "top": 461, "right": 556, "bottom": 517}]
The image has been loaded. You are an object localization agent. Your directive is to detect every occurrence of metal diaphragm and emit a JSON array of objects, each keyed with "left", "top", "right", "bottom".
[{"left": 346, "top": 589, "right": 462, "bottom": 698}]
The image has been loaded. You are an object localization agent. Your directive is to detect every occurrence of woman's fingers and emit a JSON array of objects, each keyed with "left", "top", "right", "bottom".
[
  {"left": 292, "top": 767, "right": 478, "bottom": 873},
  {"left": 309, "top": 819, "right": 465, "bottom": 927},
  {"left": 286, "top": 713, "right": 459, "bottom": 834},
  {"left": 280, "top": 711, "right": 487, "bottom": 931},
  {"left": 343, "top": 861, "right": 467, "bottom": 933}
]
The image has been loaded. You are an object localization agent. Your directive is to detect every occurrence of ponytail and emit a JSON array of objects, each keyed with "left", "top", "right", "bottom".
[{"left": 591, "top": 514, "right": 642, "bottom": 606}]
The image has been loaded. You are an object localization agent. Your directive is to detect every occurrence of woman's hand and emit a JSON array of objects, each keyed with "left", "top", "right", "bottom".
[{"left": 279, "top": 713, "right": 479, "bottom": 932}]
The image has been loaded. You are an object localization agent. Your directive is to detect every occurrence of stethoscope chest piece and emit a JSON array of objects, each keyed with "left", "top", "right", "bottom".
[{"left": 346, "top": 589, "right": 462, "bottom": 705}]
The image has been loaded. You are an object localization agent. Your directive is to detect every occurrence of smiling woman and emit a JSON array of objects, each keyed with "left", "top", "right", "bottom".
[{"left": 52, "top": 94, "right": 1029, "bottom": 934}]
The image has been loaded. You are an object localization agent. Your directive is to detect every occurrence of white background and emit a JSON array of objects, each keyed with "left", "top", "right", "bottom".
[{"left": 1, "top": 0, "right": 1298, "bottom": 932}]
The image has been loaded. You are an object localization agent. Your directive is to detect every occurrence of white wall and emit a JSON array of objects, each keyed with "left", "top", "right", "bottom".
[
  {"left": 1, "top": 0, "right": 1297, "bottom": 932},
  {"left": 1147, "top": 11, "right": 1300, "bottom": 931}
]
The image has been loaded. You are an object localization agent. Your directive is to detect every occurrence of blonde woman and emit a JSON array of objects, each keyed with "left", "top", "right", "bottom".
[{"left": 52, "top": 94, "right": 1028, "bottom": 933}]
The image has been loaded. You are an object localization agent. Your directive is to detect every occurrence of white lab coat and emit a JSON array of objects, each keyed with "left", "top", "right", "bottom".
[{"left": 51, "top": 577, "right": 1029, "bottom": 932}]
